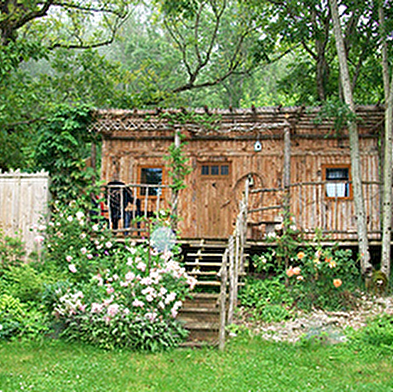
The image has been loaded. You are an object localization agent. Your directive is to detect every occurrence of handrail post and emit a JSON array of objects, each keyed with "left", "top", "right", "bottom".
[{"left": 218, "top": 249, "right": 228, "bottom": 351}]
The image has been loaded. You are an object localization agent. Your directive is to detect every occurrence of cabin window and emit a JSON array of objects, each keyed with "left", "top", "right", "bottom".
[
  {"left": 201, "top": 164, "right": 230, "bottom": 177},
  {"left": 140, "top": 167, "right": 163, "bottom": 196},
  {"left": 323, "top": 165, "right": 351, "bottom": 199}
]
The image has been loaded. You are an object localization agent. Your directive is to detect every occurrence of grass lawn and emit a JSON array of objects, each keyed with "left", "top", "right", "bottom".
[{"left": 0, "top": 335, "right": 392, "bottom": 392}]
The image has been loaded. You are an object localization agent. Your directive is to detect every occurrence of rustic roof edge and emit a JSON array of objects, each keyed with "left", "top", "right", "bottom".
[{"left": 92, "top": 104, "right": 385, "bottom": 118}]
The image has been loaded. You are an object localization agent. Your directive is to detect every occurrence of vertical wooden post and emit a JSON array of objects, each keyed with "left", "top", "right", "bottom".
[
  {"left": 227, "top": 235, "right": 235, "bottom": 324},
  {"left": 283, "top": 126, "right": 291, "bottom": 271},
  {"left": 170, "top": 130, "right": 181, "bottom": 230},
  {"left": 218, "top": 249, "right": 228, "bottom": 351}
]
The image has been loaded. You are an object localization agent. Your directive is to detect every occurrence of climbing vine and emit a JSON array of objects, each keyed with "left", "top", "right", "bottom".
[{"left": 32, "top": 104, "right": 100, "bottom": 205}]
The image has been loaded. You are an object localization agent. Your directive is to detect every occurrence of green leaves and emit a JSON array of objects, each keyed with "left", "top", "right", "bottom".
[{"left": 32, "top": 104, "right": 97, "bottom": 204}]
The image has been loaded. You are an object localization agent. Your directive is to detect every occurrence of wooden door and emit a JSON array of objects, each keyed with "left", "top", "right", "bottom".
[{"left": 196, "top": 162, "right": 232, "bottom": 238}]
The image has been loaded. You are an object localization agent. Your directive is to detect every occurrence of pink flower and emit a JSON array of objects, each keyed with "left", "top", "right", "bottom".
[
  {"left": 137, "top": 261, "right": 146, "bottom": 272},
  {"left": 91, "top": 302, "right": 103, "bottom": 313},
  {"left": 103, "top": 297, "right": 113, "bottom": 307},
  {"left": 106, "top": 286, "right": 115, "bottom": 295},
  {"left": 107, "top": 303, "right": 120, "bottom": 317},
  {"left": 68, "top": 264, "right": 77, "bottom": 273},
  {"left": 165, "top": 292, "right": 177, "bottom": 305},
  {"left": 34, "top": 235, "right": 45, "bottom": 244},
  {"left": 140, "top": 277, "right": 152, "bottom": 285},
  {"left": 79, "top": 304, "right": 87, "bottom": 312},
  {"left": 87, "top": 254, "right": 93, "bottom": 260},
  {"left": 145, "top": 312, "right": 157, "bottom": 322},
  {"left": 125, "top": 271, "right": 135, "bottom": 281},
  {"left": 187, "top": 276, "right": 197, "bottom": 290},
  {"left": 81, "top": 247, "right": 87, "bottom": 255},
  {"left": 132, "top": 299, "right": 144, "bottom": 308},
  {"left": 66, "top": 255, "right": 73, "bottom": 262}
]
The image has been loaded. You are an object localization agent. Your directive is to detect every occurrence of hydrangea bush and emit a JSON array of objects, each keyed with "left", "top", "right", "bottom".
[{"left": 41, "top": 200, "right": 196, "bottom": 351}]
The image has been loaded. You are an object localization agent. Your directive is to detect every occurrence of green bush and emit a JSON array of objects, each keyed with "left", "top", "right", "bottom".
[
  {"left": 239, "top": 278, "right": 293, "bottom": 323},
  {"left": 0, "top": 294, "right": 48, "bottom": 340},
  {"left": 0, "top": 264, "right": 48, "bottom": 303},
  {"left": 0, "top": 229, "right": 25, "bottom": 273},
  {"left": 350, "top": 314, "right": 393, "bottom": 349},
  {"left": 63, "top": 311, "right": 188, "bottom": 351}
]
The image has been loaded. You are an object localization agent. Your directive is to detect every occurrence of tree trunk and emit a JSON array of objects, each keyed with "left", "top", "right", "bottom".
[
  {"left": 329, "top": 0, "right": 373, "bottom": 277},
  {"left": 380, "top": 4, "right": 393, "bottom": 279}
]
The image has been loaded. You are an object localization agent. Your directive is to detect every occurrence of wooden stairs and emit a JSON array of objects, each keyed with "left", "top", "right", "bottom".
[{"left": 178, "top": 241, "right": 247, "bottom": 346}]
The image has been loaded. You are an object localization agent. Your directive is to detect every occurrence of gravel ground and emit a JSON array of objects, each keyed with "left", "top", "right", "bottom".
[{"left": 236, "top": 295, "right": 393, "bottom": 344}]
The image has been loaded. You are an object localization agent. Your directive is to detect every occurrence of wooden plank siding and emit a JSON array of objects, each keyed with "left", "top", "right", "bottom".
[{"left": 93, "top": 105, "right": 385, "bottom": 243}]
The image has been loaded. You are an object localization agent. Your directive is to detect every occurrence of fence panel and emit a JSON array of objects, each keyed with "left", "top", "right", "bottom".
[{"left": 0, "top": 170, "right": 50, "bottom": 254}]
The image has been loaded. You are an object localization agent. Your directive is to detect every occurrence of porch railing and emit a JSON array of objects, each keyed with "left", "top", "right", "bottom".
[
  {"left": 218, "top": 178, "right": 249, "bottom": 350},
  {"left": 102, "top": 183, "right": 170, "bottom": 235},
  {"left": 248, "top": 180, "right": 382, "bottom": 241}
]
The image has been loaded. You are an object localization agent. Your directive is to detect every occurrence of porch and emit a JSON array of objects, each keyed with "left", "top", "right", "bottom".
[{"left": 102, "top": 179, "right": 383, "bottom": 246}]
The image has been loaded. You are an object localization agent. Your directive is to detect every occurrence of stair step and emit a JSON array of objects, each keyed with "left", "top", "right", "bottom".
[
  {"left": 180, "top": 307, "right": 220, "bottom": 313},
  {"left": 185, "top": 262, "right": 222, "bottom": 267},
  {"left": 187, "top": 253, "right": 224, "bottom": 258},
  {"left": 179, "top": 341, "right": 216, "bottom": 348},
  {"left": 183, "top": 321, "right": 219, "bottom": 330},
  {"left": 188, "top": 271, "right": 219, "bottom": 276}
]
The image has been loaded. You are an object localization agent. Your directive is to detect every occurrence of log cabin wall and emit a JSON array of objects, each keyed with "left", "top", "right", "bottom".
[{"left": 93, "top": 106, "right": 385, "bottom": 242}]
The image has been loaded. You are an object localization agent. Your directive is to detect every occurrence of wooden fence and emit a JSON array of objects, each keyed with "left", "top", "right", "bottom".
[{"left": 0, "top": 170, "right": 50, "bottom": 254}]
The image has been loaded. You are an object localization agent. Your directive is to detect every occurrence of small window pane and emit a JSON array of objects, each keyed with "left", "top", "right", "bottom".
[
  {"left": 141, "top": 168, "right": 162, "bottom": 196},
  {"left": 221, "top": 165, "right": 229, "bottom": 175},
  {"left": 211, "top": 165, "right": 219, "bottom": 175},
  {"left": 326, "top": 168, "right": 349, "bottom": 180},
  {"left": 201, "top": 165, "right": 209, "bottom": 175},
  {"left": 326, "top": 183, "right": 349, "bottom": 198}
]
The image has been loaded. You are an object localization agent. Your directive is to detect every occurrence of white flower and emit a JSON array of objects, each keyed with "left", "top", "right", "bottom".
[
  {"left": 67, "top": 216, "right": 73, "bottom": 222},
  {"left": 80, "top": 233, "right": 87, "bottom": 239},
  {"left": 137, "top": 261, "right": 146, "bottom": 272},
  {"left": 92, "top": 224, "right": 99, "bottom": 232},
  {"left": 105, "top": 241, "right": 113, "bottom": 249},
  {"left": 68, "top": 264, "right": 77, "bottom": 273},
  {"left": 34, "top": 235, "right": 45, "bottom": 244},
  {"left": 66, "top": 255, "right": 73, "bottom": 262},
  {"left": 76, "top": 211, "right": 84, "bottom": 221},
  {"left": 81, "top": 247, "right": 87, "bottom": 255}
]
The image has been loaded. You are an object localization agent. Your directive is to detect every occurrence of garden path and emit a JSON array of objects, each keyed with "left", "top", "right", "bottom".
[{"left": 237, "top": 296, "right": 393, "bottom": 344}]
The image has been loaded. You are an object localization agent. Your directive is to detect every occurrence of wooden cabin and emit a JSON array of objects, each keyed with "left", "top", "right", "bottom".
[{"left": 92, "top": 105, "right": 385, "bottom": 245}]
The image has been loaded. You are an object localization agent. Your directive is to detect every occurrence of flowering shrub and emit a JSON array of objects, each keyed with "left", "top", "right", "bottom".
[
  {"left": 41, "top": 200, "right": 196, "bottom": 350},
  {"left": 284, "top": 246, "right": 361, "bottom": 310},
  {"left": 250, "top": 226, "right": 362, "bottom": 311}
]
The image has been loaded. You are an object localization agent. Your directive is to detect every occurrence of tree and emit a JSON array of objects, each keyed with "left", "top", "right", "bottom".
[
  {"left": 379, "top": 2, "right": 393, "bottom": 279},
  {"left": 329, "top": 0, "right": 373, "bottom": 277},
  {"left": 259, "top": 0, "right": 383, "bottom": 106}
]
